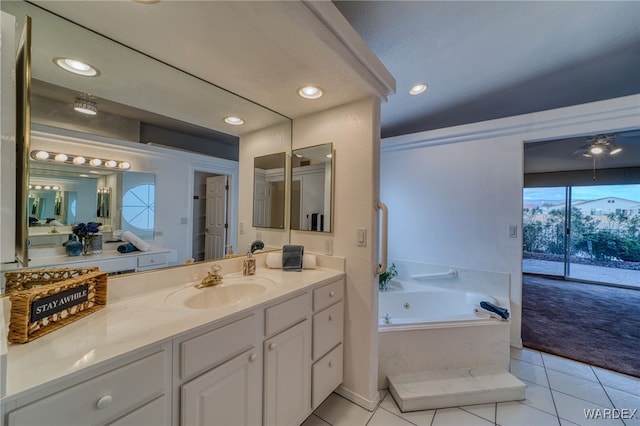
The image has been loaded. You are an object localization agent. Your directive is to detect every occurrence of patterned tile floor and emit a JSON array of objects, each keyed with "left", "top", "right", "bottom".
[{"left": 303, "top": 348, "right": 640, "bottom": 426}]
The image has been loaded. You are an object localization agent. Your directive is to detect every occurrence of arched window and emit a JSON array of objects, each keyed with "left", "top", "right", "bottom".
[{"left": 122, "top": 183, "right": 155, "bottom": 231}]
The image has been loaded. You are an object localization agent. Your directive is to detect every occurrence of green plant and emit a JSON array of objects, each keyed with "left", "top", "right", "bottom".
[{"left": 378, "top": 263, "right": 397, "bottom": 291}]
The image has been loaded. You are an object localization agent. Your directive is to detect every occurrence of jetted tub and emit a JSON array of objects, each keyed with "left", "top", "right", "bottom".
[{"left": 377, "top": 260, "right": 512, "bottom": 389}]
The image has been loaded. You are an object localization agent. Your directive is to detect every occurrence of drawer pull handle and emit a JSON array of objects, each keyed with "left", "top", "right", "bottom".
[
  {"left": 96, "top": 395, "right": 113, "bottom": 409},
  {"left": 249, "top": 354, "right": 257, "bottom": 362},
  {"left": 329, "top": 291, "right": 336, "bottom": 297},
  {"left": 269, "top": 343, "right": 276, "bottom": 351}
]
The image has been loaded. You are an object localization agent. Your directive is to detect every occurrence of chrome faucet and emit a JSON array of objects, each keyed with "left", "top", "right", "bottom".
[
  {"left": 196, "top": 264, "right": 223, "bottom": 288},
  {"left": 249, "top": 240, "right": 264, "bottom": 254}
]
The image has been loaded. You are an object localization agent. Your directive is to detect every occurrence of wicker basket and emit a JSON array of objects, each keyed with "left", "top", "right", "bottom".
[{"left": 5, "top": 267, "right": 108, "bottom": 344}]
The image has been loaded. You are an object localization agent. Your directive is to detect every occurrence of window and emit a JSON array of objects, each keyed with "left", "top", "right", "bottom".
[{"left": 122, "top": 183, "right": 155, "bottom": 231}]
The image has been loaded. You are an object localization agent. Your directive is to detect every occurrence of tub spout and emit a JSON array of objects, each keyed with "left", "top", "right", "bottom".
[{"left": 382, "top": 312, "right": 391, "bottom": 324}]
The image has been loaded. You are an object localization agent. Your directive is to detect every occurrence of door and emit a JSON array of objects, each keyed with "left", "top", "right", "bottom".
[
  {"left": 263, "top": 320, "right": 311, "bottom": 426},
  {"left": 181, "top": 349, "right": 260, "bottom": 426},
  {"left": 205, "top": 175, "right": 228, "bottom": 260}
]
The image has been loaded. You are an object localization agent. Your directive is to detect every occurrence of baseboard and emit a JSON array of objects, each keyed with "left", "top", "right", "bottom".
[{"left": 335, "top": 385, "right": 380, "bottom": 411}]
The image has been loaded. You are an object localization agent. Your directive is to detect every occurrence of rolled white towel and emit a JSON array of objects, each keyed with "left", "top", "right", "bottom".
[
  {"left": 122, "top": 230, "right": 151, "bottom": 252},
  {"left": 266, "top": 252, "right": 316, "bottom": 269}
]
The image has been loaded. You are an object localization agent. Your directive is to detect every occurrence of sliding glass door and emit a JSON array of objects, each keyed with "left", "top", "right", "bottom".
[{"left": 523, "top": 184, "right": 640, "bottom": 288}]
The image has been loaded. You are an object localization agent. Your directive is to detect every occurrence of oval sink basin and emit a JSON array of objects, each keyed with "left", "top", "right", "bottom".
[{"left": 165, "top": 276, "right": 275, "bottom": 310}]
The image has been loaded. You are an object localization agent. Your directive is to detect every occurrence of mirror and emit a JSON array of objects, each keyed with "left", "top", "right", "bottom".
[
  {"left": 253, "top": 153, "right": 286, "bottom": 229},
  {"left": 291, "top": 143, "right": 333, "bottom": 232},
  {"left": 1, "top": 1, "right": 292, "bottom": 287}
]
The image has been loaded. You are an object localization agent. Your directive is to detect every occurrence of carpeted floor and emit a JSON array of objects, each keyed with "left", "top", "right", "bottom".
[{"left": 522, "top": 274, "right": 640, "bottom": 378}]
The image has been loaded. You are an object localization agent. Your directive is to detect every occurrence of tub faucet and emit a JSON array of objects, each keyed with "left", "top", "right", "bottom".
[
  {"left": 382, "top": 312, "right": 391, "bottom": 324},
  {"left": 196, "top": 264, "right": 223, "bottom": 288},
  {"left": 249, "top": 240, "right": 264, "bottom": 254}
]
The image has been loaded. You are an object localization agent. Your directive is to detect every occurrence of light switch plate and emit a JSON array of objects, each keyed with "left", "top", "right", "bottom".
[
  {"left": 357, "top": 227, "right": 367, "bottom": 247},
  {"left": 508, "top": 225, "right": 518, "bottom": 238},
  {"left": 324, "top": 239, "right": 333, "bottom": 256}
]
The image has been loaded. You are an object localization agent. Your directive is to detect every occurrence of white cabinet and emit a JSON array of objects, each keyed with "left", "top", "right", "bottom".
[
  {"left": 7, "top": 347, "right": 170, "bottom": 426},
  {"left": 177, "top": 314, "right": 260, "bottom": 426},
  {"left": 181, "top": 349, "right": 260, "bottom": 426},
  {"left": 263, "top": 320, "right": 311, "bottom": 426},
  {"left": 311, "top": 279, "right": 344, "bottom": 410}
]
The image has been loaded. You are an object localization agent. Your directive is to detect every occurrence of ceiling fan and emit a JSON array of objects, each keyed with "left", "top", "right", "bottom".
[{"left": 575, "top": 134, "right": 623, "bottom": 158}]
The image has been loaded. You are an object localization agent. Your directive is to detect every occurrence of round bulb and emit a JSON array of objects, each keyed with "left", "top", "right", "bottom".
[
  {"left": 54, "top": 58, "right": 99, "bottom": 77},
  {"left": 44, "top": 185, "right": 51, "bottom": 190},
  {"left": 105, "top": 160, "right": 117, "bottom": 168},
  {"left": 54, "top": 153, "right": 68, "bottom": 162},
  {"left": 34, "top": 185, "right": 42, "bottom": 190},
  {"left": 297, "top": 85, "right": 324, "bottom": 99},
  {"left": 224, "top": 116, "right": 245, "bottom": 125},
  {"left": 35, "top": 150, "right": 49, "bottom": 160},
  {"left": 73, "top": 156, "right": 86, "bottom": 165},
  {"left": 52, "top": 186, "right": 60, "bottom": 190},
  {"left": 409, "top": 83, "right": 428, "bottom": 95},
  {"left": 118, "top": 162, "right": 131, "bottom": 170},
  {"left": 90, "top": 158, "right": 102, "bottom": 167}
]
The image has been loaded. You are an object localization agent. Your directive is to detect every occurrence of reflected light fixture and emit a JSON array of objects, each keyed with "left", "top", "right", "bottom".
[
  {"left": 580, "top": 134, "right": 622, "bottom": 158},
  {"left": 54, "top": 57, "right": 99, "bottom": 77},
  {"left": 74, "top": 98, "right": 98, "bottom": 115},
  {"left": 409, "top": 83, "right": 428, "bottom": 95},
  {"left": 30, "top": 150, "right": 131, "bottom": 170},
  {"left": 224, "top": 116, "right": 245, "bottom": 126},
  {"left": 297, "top": 85, "right": 324, "bottom": 99}
]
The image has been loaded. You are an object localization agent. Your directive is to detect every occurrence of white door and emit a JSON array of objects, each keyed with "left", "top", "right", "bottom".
[
  {"left": 205, "top": 175, "right": 228, "bottom": 260},
  {"left": 181, "top": 349, "right": 260, "bottom": 426}
]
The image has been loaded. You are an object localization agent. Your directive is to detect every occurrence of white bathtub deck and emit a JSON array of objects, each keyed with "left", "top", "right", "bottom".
[{"left": 388, "top": 366, "right": 525, "bottom": 412}]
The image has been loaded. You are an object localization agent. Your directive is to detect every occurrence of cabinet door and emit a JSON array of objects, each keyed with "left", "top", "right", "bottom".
[
  {"left": 181, "top": 348, "right": 260, "bottom": 426},
  {"left": 263, "top": 320, "right": 311, "bottom": 426}
]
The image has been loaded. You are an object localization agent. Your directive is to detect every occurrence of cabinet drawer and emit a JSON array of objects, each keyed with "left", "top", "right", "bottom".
[
  {"left": 137, "top": 253, "right": 167, "bottom": 269},
  {"left": 180, "top": 314, "right": 256, "bottom": 380},
  {"left": 107, "top": 395, "right": 168, "bottom": 426},
  {"left": 312, "top": 343, "right": 343, "bottom": 410},
  {"left": 313, "top": 279, "right": 343, "bottom": 312},
  {"left": 313, "top": 300, "right": 344, "bottom": 360},
  {"left": 265, "top": 292, "right": 309, "bottom": 337},
  {"left": 8, "top": 350, "right": 167, "bottom": 426}
]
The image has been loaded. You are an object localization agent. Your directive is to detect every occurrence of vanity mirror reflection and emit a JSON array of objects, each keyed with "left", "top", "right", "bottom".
[
  {"left": 253, "top": 152, "right": 286, "bottom": 229},
  {"left": 1, "top": 0, "right": 292, "bottom": 287},
  {"left": 291, "top": 143, "right": 333, "bottom": 232}
]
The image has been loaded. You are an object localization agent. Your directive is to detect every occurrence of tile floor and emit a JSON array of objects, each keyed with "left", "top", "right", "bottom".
[{"left": 303, "top": 348, "right": 640, "bottom": 426}]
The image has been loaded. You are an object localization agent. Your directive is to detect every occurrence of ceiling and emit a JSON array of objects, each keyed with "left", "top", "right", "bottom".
[{"left": 10, "top": 1, "right": 640, "bottom": 173}]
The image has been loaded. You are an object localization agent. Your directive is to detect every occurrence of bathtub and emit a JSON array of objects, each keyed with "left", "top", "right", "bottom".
[{"left": 377, "top": 260, "right": 512, "bottom": 390}]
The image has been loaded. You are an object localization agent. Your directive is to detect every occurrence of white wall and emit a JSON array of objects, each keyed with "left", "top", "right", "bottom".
[
  {"left": 381, "top": 94, "right": 640, "bottom": 347},
  {"left": 238, "top": 121, "right": 291, "bottom": 255},
  {"left": 292, "top": 96, "right": 382, "bottom": 410}
]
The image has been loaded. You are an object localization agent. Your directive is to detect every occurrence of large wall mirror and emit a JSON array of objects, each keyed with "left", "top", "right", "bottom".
[
  {"left": 1, "top": 1, "right": 291, "bottom": 287},
  {"left": 291, "top": 143, "right": 333, "bottom": 232},
  {"left": 253, "top": 153, "right": 286, "bottom": 229}
]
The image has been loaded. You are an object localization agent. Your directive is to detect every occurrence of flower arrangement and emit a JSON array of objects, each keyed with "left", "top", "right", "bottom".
[
  {"left": 72, "top": 222, "right": 100, "bottom": 241},
  {"left": 378, "top": 263, "right": 397, "bottom": 291}
]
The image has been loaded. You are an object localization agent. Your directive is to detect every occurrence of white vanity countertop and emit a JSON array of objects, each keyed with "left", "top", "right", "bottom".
[
  {"left": 0, "top": 245, "right": 175, "bottom": 272},
  {"left": 0, "top": 263, "right": 344, "bottom": 402}
]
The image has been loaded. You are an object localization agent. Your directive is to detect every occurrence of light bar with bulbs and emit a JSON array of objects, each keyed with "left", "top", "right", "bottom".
[{"left": 30, "top": 150, "right": 131, "bottom": 170}]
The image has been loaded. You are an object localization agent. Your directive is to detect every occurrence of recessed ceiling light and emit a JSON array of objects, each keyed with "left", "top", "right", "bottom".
[
  {"left": 54, "top": 57, "right": 99, "bottom": 77},
  {"left": 590, "top": 146, "right": 604, "bottom": 155},
  {"left": 224, "top": 116, "right": 245, "bottom": 125},
  {"left": 409, "top": 83, "right": 428, "bottom": 95},
  {"left": 297, "top": 85, "right": 324, "bottom": 100}
]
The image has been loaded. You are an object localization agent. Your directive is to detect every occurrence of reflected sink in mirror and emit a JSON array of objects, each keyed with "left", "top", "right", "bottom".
[{"left": 165, "top": 276, "right": 276, "bottom": 310}]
